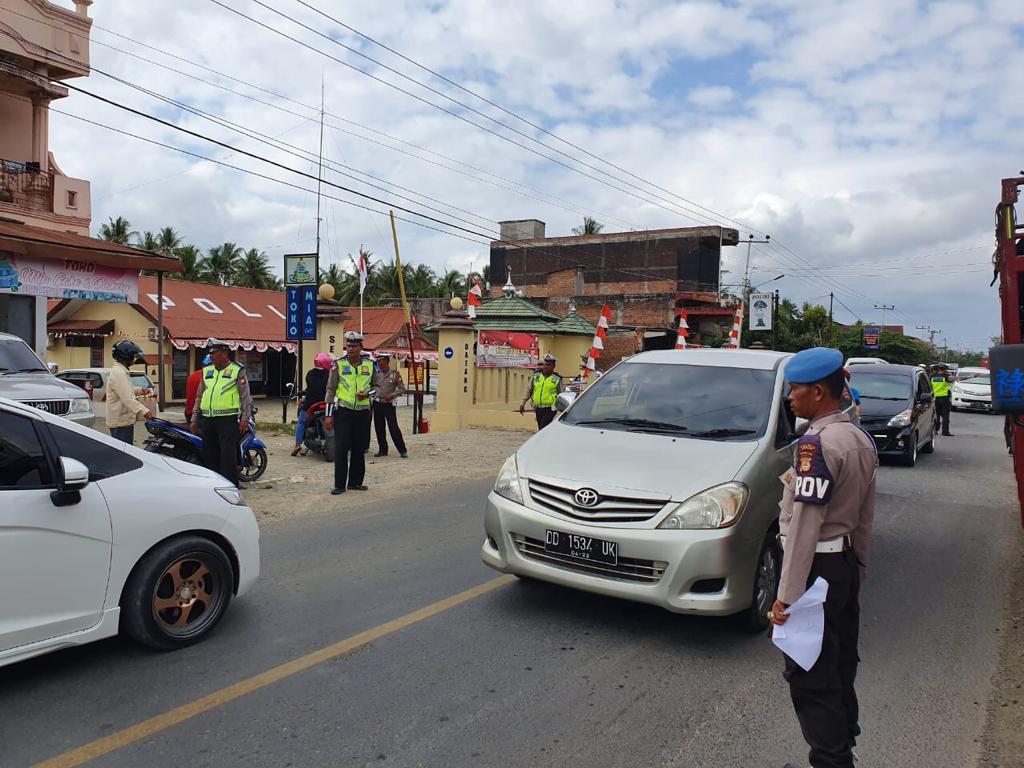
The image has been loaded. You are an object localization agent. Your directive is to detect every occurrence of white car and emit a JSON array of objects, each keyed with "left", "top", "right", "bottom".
[
  {"left": 956, "top": 366, "right": 988, "bottom": 382},
  {"left": 56, "top": 366, "right": 154, "bottom": 403},
  {"left": 0, "top": 397, "right": 260, "bottom": 667},
  {"left": 845, "top": 356, "right": 888, "bottom": 367},
  {"left": 951, "top": 374, "right": 992, "bottom": 412}
]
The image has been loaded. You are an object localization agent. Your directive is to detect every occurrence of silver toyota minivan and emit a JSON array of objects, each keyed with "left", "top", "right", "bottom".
[
  {"left": 482, "top": 349, "right": 800, "bottom": 631},
  {"left": 0, "top": 332, "right": 94, "bottom": 426}
]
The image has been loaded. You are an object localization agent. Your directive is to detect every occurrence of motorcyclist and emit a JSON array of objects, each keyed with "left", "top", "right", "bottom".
[
  {"left": 292, "top": 352, "right": 333, "bottom": 456},
  {"left": 107, "top": 339, "right": 152, "bottom": 445}
]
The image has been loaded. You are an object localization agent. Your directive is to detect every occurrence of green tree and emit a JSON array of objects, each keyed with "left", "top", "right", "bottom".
[
  {"left": 170, "top": 245, "right": 203, "bottom": 282},
  {"left": 572, "top": 216, "right": 604, "bottom": 235},
  {"left": 99, "top": 216, "right": 135, "bottom": 245},
  {"left": 135, "top": 231, "right": 160, "bottom": 252},
  {"left": 234, "top": 248, "right": 279, "bottom": 290},
  {"left": 155, "top": 227, "right": 182, "bottom": 257},
  {"left": 438, "top": 269, "right": 465, "bottom": 298},
  {"left": 200, "top": 242, "right": 243, "bottom": 285}
]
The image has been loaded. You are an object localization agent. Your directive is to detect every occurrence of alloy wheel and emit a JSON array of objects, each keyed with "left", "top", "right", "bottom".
[
  {"left": 755, "top": 543, "right": 780, "bottom": 618},
  {"left": 152, "top": 555, "right": 226, "bottom": 638}
]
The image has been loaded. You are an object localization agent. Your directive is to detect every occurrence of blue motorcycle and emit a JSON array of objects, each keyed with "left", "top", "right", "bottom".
[{"left": 143, "top": 408, "right": 268, "bottom": 483}]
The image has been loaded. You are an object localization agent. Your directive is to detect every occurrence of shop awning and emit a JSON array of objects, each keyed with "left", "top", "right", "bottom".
[
  {"left": 0, "top": 219, "right": 182, "bottom": 272},
  {"left": 170, "top": 338, "right": 298, "bottom": 354},
  {"left": 49, "top": 319, "right": 114, "bottom": 338},
  {"left": 374, "top": 347, "right": 439, "bottom": 362}
]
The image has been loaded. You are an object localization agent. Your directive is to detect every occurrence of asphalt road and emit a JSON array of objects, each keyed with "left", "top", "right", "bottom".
[{"left": 1, "top": 411, "right": 1020, "bottom": 768}]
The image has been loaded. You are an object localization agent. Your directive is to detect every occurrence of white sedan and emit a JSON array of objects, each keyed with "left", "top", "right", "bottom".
[
  {"left": 951, "top": 374, "right": 992, "bottom": 412},
  {"left": 0, "top": 397, "right": 260, "bottom": 668}
]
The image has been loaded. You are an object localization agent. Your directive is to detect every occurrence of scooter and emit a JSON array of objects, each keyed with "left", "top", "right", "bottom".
[
  {"left": 143, "top": 407, "right": 269, "bottom": 482},
  {"left": 300, "top": 399, "right": 334, "bottom": 461}
]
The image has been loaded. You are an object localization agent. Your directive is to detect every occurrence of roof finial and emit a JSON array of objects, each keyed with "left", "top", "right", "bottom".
[
  {"left": 502, "top": 267, "right": 516, "bottom": 297},
  {"left": 568, "top": 298, "right": 577, "bottom": 314}
]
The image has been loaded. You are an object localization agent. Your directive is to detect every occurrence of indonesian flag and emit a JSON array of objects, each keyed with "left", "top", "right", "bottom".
[
  {"left": 351, "top": 248, "right": 368, "bottom": 296},
  {"left": 724, "top": 302, "right": 744, "bottom": 349},
  {"left": 467, "top": 274, "right": 483, "bottom": 319},
  {"left": 675, "top": 310, "right": 689, "bottom": 350},
  {"left": 585, "top": 304, "right": 612, "bottom": 373}
]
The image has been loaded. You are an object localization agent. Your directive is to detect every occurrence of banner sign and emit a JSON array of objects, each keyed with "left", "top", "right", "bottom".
[
  {"left": 863, "top": 326, "right": 881, "bottom": 350},
  {"left": 477, "top": 331, "right": 540, "bottom": 368},
  {"left": 286, "top": 285, "right": 318, "bottom": 341},
  {"left": 283, "top": 253, "right": 318, "bottom": 287},
  {"left": 748, "top": 292, "right": 773, "bottom": 331},
  {"left": 300, "top": 285, "right": 317, "bottom": 340},
  {"left": 0, "top": 254, "right": 138, "bottom": 303}
]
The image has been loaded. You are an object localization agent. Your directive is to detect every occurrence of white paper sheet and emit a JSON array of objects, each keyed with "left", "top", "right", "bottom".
[{"left": 771, "top": 577, "right": 829, "bottom": 671}]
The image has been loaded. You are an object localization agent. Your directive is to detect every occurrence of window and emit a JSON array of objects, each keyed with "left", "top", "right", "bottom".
[
  {"left": 0, "top": 413, "right": 52, "bottom": 488},
  {"left": 49, "top": 424, "right": 143, "bottom": 481},
  {"left": 66, "top": 190, "right": 78, "bottom": 208}
]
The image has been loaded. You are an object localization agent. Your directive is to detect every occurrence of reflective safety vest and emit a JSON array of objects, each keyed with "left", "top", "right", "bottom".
[
  {"left": 199, "top": 362, "right": 243, "bottom": 417},
  {"left": 335, "top": 358, "right": 374, "bottom": 410},
  {"left": 931, "top": 375, "right": 951, "bottom": 398},
  {"left": 531, "top": 373, "right": 561, "bottom": 408}
]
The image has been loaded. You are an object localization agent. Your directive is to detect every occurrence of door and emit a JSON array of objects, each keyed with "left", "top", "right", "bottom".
[
  {"left": 0, "top": 410, "right": 113, "bottom": 652},
  {"left": 916, "top": 373, "right": 935, "bottom": 443}
]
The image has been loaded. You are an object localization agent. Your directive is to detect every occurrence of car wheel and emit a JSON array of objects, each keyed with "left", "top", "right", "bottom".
[
  {"left": 121, "top": 535, "right": 234, "bottom": 649},
  {"left": 239, "top": 446, "right": 268, "bottom": 482},
  {"left": 741, "top": 533, "right": 780, "bottom": 633},
  {"left": 904, "top": 432, "right": 918, "bottom": 467}
]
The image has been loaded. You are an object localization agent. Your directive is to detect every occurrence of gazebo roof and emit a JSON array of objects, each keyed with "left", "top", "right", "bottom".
[
  {"left": 474, "top": 294, "right": 561, "bottom": 321},
  {"left": 552, "top": 311, "right": 596, "bottom": 336}
]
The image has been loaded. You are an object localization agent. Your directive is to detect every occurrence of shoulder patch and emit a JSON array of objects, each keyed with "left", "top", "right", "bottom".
[{"left": 794, "top": 433, "right": 833, "bottom": 505}]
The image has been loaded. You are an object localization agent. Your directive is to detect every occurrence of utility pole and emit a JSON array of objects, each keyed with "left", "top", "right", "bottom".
[
  {"left": 874, "top": 304, "right": 895, "bottom": 333},
  {"left": 916, "top": 324, "right": 940, "bottom": 352},
  {"left": 828, "top": 292, "right": 834, "bottom": 345},
  {"left": 742, "top": 233, "right": 771, "bottom": 307}
]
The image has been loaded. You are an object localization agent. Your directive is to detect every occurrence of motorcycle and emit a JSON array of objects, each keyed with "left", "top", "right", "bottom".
[
  {"left": 300, "top": 399, "right": 334, "bottom": 461},
  {"left": 143, "top": 407, "right": 269, "bottom": 483}
]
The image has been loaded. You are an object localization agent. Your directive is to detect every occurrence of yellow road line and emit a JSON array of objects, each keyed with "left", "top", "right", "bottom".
[{"left": 34, "top": 575, "right": 514, "bottom": 768}]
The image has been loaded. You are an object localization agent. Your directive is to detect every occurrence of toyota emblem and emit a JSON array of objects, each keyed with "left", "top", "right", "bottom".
[
  {"left": 35, "top": 402, "right": 50, "bottom": 412},
  {"left": 574, "top": 488, "right": 599, "bottom": 507}
]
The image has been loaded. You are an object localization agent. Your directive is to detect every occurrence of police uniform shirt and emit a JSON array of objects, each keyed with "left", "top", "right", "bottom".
[
  {"left": 521, "top": 371, "right": 562, "bottom": 408},
  {"left": 325, "top": 357, "right": 373, "bottom": 408},
  {"left": 778, "top": 411, "right": 878, "bottom": 605},
  {"left": 190, "top": 363, "right": 253, "bottom": 426}
]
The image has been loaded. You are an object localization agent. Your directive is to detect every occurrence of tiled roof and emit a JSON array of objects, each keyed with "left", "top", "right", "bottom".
[
  {"left": 474, "top": 295, "right": 561, "bottom": 321},
  {"left": 552, "top": 311, "right": 596, "bottom": 336},
  {"left": 0, "top": 219, "right": 181, "bottom": 272}
]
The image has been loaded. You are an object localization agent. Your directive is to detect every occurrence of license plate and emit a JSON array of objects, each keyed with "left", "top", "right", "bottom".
[{"left": 544, "top": 529, "right": 617, "bottom": 565}]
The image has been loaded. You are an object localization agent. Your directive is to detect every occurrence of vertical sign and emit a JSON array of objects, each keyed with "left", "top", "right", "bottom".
[
  {"left": 863, "top": 326, "right": 881, "bottom": 350},
  {"left": 748, "top": 292, "right": 773, "bottom": 331},
  {"left": 286, "top": 287, "right": 301, "bottom": 341},
  {"left": 301, "top": 285, "right": 317, "bottom": 340}
]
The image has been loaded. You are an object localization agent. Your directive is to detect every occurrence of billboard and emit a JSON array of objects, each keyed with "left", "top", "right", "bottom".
[
  {"left": 863, "top": 326, "right": 881, "bottom": 350},
  {"left": 748, "top": 292, "right": 773, "bottom": 331},
  {"left": 477, "top": 331, "right": 540, "bottom": 368}
]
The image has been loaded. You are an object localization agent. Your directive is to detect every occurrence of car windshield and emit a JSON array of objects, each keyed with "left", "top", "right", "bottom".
[
  {"left": 562, "top": 362, "right": 776, "bottom": 440},
  {"left": 962, "top": 376, "right": 990, "bottom": 386},
  {"left": 848, "top": 372, "right": 912, "bottom": 401},
  {"left": 0, "top": 339, "right": 47, "bottom": 373}
]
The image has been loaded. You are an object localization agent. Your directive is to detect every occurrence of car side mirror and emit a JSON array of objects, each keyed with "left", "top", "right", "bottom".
[
  {"left": 555, "top": 391, "right": 576, "bottom": 413},
  {"left": 51, "top": 456, "right": 89, "bottom": 507},
  {"left": 920, "top": 391, "right": 934, "bottom": 402}
]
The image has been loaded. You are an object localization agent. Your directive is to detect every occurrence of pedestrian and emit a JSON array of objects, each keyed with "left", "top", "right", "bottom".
[
  {"left": 930, "top": 363, "right": 955, "bottom": 436},
  {"left": 371, "top": 352, "right": 409, "bottom": 458},
  {"left": 189, "top": 339, "right": 252, "bottom": 487},
  {"left": 519, "top": 353, "right": 562, "bottom": 429},
  {"left": 771, "top": 347, "right": 877, "bottom": 768},
  {"left": 184, "top": 354, "right": 211, "bottom": 424},
  {"left": 106, "top": 339, "right": 152, "bottom": 445},
  {"left": 292, "top": 352, "right": 333, "bottom": 456},
  {"left": 325, "top": 331, "right": 373, "bottom": 494}
]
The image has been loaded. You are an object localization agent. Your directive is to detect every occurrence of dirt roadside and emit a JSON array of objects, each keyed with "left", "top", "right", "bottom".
[{"left": 241, "top": 425, "right": 532, "bottom": 523}]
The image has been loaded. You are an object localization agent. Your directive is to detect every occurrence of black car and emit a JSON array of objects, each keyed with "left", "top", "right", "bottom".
[{"left": 849, "top": 364, "right": 937, "bottom": 466}]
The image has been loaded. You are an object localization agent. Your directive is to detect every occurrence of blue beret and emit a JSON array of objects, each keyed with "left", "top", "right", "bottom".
[{"left": 786, "top": 347, "right": 843, "bottom": 384}]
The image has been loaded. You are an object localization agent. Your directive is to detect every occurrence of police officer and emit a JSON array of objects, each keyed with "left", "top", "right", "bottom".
[
  {"left": 325, "top": 331, "right": 373, "bottom": 494},
  {"left": 190, "top": 339, "right": 252, "bottom": 487},
  {"left": 930, "top": 362, "right": 955, "bottom": 436},
  {"left": 519, "top": 353, "right": 562, "bottom": 429},
  {"left": 771, "top": 347, "right": 877, "bottom": 768}
]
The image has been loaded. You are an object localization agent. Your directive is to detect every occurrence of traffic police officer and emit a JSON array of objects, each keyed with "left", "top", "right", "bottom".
[
  {"left": 771, "top": 347, "right": 877, "bottom": 768},
  {"left": 519, "top": 353, "right": 562, "bottom": 430},
  {"left": 189, "top": 339, "right": 252, "bottom": 487},
  {"left": 930, "top": 362, "right": 955, "bottom": 436},
  {"left": 325, "top": 331, "right": 374, "bottom": 494}
]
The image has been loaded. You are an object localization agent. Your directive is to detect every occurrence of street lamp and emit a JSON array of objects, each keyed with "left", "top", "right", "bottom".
[{"left": 752, "top": 274, "right": 785, "bottom": 291}]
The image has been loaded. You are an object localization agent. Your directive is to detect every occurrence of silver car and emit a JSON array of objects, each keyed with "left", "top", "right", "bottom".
[
  {"left": 482, "top": 349, "right": 801, "bottom": 631},
  {"left": 0, "top": 333, "right": 94, "bottom": 426}
]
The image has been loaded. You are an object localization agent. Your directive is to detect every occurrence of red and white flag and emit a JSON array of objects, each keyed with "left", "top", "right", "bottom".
[
  {"left": 724, "top": 302, "right": 744, "bottom": 349},
  {"left": 584, "top": 305, "right": 612, "bottom": 375},
  {"left": 675, "top": 310, "right": 689, "bottom": 349},
  {"left": 350, "top": 248, "right": 368, "bottom": 296},
  {"left": 467, "top": 274, "right": 483, "bottom": 319}
]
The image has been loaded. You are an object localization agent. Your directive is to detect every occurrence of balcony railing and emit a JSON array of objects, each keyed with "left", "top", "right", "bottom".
[{"left": 0, "top": 160, "right": 54, "bottom": 213}]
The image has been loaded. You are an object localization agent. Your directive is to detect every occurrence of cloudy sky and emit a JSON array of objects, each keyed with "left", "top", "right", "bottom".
[{"left": 32, "top": 0, "right": 1024, "bottom": 351}]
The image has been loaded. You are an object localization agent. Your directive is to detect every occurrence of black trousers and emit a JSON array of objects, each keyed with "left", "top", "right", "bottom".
[
  {"left": 372, "top": 402, "right": 407, "bottom": 455},
  {"left": 535, "top": 408, "right": 555, "bottom": 430},
  {"left": 784, "top": 548, "right": 861, "bottom": 768},
  {"left": 935, "top": 396, "right": 951, "bottom": 434},
  {"left": 199, "top": 416, "right": 240, "bottom": 487},
  {"left": 334, "top": 408, "right": 370, "bottom": 489}
]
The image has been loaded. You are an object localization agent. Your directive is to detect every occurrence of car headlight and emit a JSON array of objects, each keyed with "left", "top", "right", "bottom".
[
  {"left": 493, "top": 454, "right": 524, "bottom": 504},
  {"left": 215, "top": 487, "right": 244, "bottom": 505},
  {"left": 888, "top": 409, "right": 912, "bottom": 428},
  {"left": 658, "top": 482, "right": 748, "bottom": 529},
  {"left": 70, "top": 398, "right": 92, "bottom": 414}
]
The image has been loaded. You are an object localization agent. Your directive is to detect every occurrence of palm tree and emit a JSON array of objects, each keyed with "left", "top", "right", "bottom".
[
  {"left": 199, "top": 242, "right": 243, "bottom": 285},
  {"left": 171, "top": 245, "right": 203, "bottom": 282},
  {"left": 155, "top": 227, "right": 182, "bottom": 257},
  {"left": 234, "top": 248, "right": 279, "bottom": 290},
  {"left": 572, "top": 216, "right": 604, "bottom": 235},
  {"left": 409, "top": 264, "right": 439, "bottom": 297},
  {"left": 438, "top": 269, "right": 465, "bottom": 298},
  {"left": 99, "top": 216, "right": 136, "bottom": 245},
  {"left": 135, "top": 231, "right": 160, "bottom": 252}
]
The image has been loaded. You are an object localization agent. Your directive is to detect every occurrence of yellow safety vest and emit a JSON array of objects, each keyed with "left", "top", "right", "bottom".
[
  {"left": 931, "top": 375, "right": 951, "bottom": 398},
  {"left": 335, "top": 358, "right": 374, "bottom": 410},
  {"left": 532, "top": 373, "right": 561, "bottom": 408},
  {"left": 199, "top": 362, "right": 243, "bottom": 417}
]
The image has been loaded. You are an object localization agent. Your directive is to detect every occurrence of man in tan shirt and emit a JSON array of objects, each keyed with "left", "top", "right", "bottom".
[
  {"left": 770, "top": 347, "right": 877, "bottom": 768},
  {"left": 107, "top": 340, "right": 152, "bottom": 445}
]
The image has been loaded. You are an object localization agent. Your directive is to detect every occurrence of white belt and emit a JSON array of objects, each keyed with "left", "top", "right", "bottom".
[{"left": 779, "top": 535, "right": 849, "bottom": 554}]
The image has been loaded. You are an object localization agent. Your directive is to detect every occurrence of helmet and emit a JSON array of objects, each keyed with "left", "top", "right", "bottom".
[
  {"left": 112, "top": 339, "right": 145, "bottom": 366},
  {"left": 202, "top": 355, "right": 212, "bottom": 366},
  {"left": 314, "top": 352, "right": 333, "bottom": 370}
]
